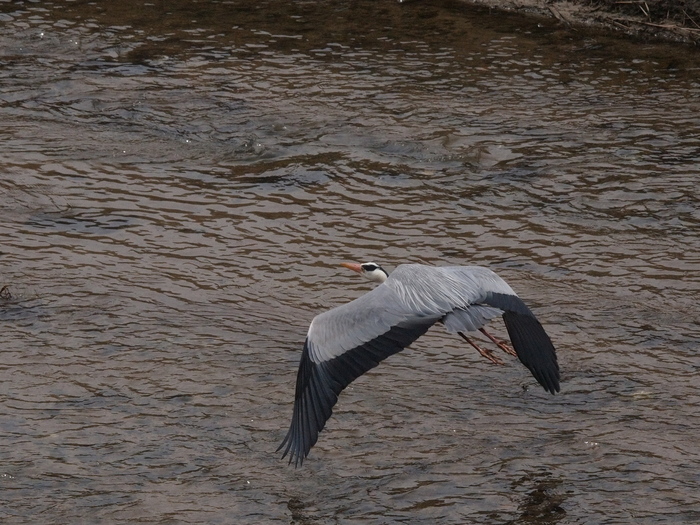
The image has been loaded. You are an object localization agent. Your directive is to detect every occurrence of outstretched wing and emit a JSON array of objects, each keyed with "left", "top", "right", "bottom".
[
  {"left": 481, "top": 292, "right": 560, "bottom": 394},
  {"left": 431, "top": 265, "right": 560, "bottom": 394},
  {"left": 278, "top": 281, "right": 443, "bottom": 466},
  {"left": 409, "top": 265, "right": 559, "bottom": 394},
  {"left": 278, "top": 319, "right": 437, "bottom": 467}
]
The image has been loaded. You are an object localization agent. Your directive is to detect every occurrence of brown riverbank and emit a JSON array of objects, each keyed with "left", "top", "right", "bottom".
[{"left": 457, "top": 0, "right": 700, "bottom": 44}]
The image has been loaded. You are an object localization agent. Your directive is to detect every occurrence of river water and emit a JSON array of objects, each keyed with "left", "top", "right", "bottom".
[{"left": 1, "top": 0, "right": 699, "bottom": 523}]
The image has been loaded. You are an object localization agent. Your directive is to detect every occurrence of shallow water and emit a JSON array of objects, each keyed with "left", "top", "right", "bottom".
[{"left": 1, "top": 0, "right": 700, "bottom": 523}]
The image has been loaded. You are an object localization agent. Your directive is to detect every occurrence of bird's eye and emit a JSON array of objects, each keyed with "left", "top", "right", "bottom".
[{"left": 361, "top": 264, "right": 378, "bottom": 272}]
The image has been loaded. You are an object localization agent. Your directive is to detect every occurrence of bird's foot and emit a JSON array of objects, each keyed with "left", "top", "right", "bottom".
[
  {"left": 475, "top": 344, "right": 506, "bottom": 365},
  {"left": 457, "top": 332, "right": 505, "bottom": 365},
  {"left": 479, "top": 328, "right": 517, "bottom": 357}
]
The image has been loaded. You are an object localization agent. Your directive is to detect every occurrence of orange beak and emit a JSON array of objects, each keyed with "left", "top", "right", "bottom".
[{"left": 340, "top": 262, "right": 363, "bottom": 274}]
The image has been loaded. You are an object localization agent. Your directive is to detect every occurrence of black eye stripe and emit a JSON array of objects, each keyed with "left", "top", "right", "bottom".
[{"left": 361, "top": 263, "right": 388, "bottom": 278}]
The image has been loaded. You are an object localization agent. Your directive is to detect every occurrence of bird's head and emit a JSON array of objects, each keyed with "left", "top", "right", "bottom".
[{"left": 341, "top": 262, "right": 389, "bottom": 283}]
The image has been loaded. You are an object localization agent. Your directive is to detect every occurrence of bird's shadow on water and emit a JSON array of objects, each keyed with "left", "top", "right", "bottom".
[
  {"left": 503, "top": 469, "right": 567, "bottom": 524},
  {"left": 286, "top": 496, "right": 322, "bottom": 525}
]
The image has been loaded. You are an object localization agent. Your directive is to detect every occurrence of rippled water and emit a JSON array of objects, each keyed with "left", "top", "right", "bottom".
[{"left": 2, "top": 0, "right": 700, "bottom": 523}]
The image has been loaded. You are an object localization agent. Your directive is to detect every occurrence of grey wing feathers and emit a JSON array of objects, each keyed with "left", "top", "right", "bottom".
[
  {"left": 277, "top": 318, "right": 437, "bottom": 466},
  {"left": 305, "top": 283, "right": 421, "bottom": 363},
  {"left": 387, "top": 265, "right": 559, "bottom": 393},
  {"left": 404, "top": 265, "right": 559, "bottom": 394},
  {"left": 279, "top": 276, "right": 445, "bottom": 466},
  {"left": 443, "top": 306, "right": 502, "bottom": 332}
]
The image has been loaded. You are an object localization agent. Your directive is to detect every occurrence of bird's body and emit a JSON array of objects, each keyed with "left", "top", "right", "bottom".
[{"left": 279, "top": 262, "right": 560, "bottom": 466}]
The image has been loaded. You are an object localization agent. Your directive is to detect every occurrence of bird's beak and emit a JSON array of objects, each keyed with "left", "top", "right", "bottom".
[{"left": 340, "top": 262, "right": 363, "bottom": 274}]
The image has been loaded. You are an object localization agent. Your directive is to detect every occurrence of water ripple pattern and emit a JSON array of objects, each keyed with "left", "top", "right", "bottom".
[{"left": 1, "top": 0, "right": 699, "bottom": 523}]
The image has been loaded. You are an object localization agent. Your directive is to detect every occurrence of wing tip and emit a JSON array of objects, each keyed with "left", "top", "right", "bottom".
[
  {"left": 278, "top": 428, "right": 310, "bottom": 468},
  {"left": 542, "top": 378, "right": 561, "bottom": 395},
  {"left": 502, "top": 310, "right": 561, "bottom": 395}
]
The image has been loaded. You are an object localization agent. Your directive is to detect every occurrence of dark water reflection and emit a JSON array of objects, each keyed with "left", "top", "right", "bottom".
[{"left": 2, "top": 0, "right": 699, "bottom": 523}]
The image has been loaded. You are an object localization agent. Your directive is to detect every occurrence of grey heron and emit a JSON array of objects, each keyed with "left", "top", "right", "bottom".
[{"left": 279, "top": 262, "right": 560, "bottom": 466}]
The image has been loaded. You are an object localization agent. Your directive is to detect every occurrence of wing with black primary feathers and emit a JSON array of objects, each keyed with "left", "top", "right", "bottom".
[
  {"left": 481, "top": 292, "right": 560, "bottom": 394},
  {"left": 278, "top": 263, "right": 561, "bottom": 466},
  {"left": 277, "top": 317, "right": 437, "bottom": 466}
]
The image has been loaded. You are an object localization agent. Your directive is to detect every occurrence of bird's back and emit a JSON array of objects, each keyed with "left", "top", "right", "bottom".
[{"left": 385, "top": 264, "right": 517, "bottom": 312}]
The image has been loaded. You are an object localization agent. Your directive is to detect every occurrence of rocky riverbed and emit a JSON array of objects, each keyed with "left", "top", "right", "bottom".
[{"left": 457, "top": 0, "right": 700, "bottom": 44}]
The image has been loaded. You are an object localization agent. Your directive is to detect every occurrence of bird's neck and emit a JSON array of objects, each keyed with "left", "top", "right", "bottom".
[{"left": 367, "top": 271, "right": 388, "bottom": 283}]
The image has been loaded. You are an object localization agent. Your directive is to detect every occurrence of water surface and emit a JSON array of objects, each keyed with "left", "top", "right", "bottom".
[{"left": 1, "top": 0, "right": 699, "bottom": 523}]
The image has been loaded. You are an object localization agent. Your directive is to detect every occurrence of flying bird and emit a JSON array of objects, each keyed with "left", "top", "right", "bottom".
[{"left": 279, "top": 262, "right": 560, "bottom": 466}]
